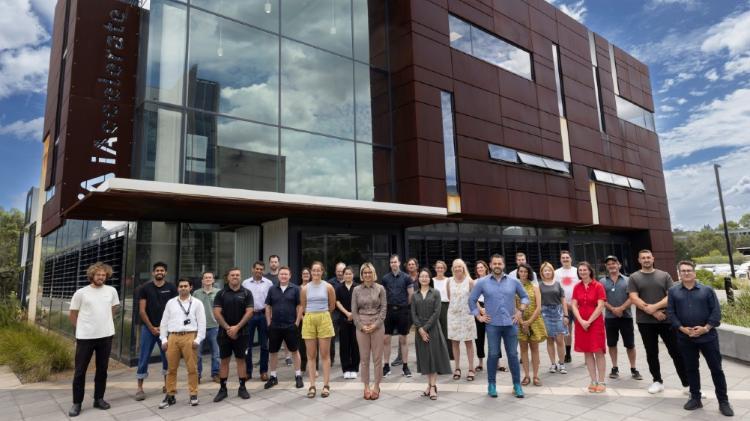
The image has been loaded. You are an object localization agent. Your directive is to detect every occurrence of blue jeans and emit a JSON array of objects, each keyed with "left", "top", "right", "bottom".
[
  {"left": 246, "top": 313, "right": 269, "bottom": 377},
  {"left": 198, "top": 327, "right": 220, "bottom": 378},
  {"left": 136, "top": 324, "right": 167, "bottom": 380},
  {"left": 486, "top": 324, "right": 521, "bottom": 385}
]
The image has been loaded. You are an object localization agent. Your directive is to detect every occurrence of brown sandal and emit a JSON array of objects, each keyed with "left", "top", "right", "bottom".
[
  {"left": 321, "top": 385, "right": 330, "bottom": 398},
  {"left": 429, "top": 385, "right": 438, "bottom": 400},
  {"left": 307, "top": 386, "right": 316, "bottom": 398},
  {"left": 521, "top": 376, "right": 531, "bottom": 386},
  {"left": 452, "top": 368, "right": 461, "bottom": 380},
  {"left": 533, "top": 377, "right": 542, "bottom": 386},
  {"left": 467, "top": 370, "right": 475, "bottom": 381}
]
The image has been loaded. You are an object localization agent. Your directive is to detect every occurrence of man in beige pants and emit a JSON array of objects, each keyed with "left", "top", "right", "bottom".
[{"left": 159, "top": 278, "right": 206, "bottom": 408}]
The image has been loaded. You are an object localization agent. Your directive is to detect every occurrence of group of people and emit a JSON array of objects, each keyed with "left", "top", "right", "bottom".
[{"left": 67, "top": 250, "right": 734, "bottom": 417}]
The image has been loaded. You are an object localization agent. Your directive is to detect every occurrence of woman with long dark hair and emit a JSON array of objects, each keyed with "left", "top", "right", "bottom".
[
  {"left": 516, "top": 263, "right": 547, "bottom": 386},
  {"left": 335, "top": 267, "right": 360, "bottom": 379}
]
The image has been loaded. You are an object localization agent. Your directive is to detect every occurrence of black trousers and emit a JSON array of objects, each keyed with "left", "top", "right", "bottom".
[
  {"left": 339, "top": 320, "right": 360, "bottom": 372},
  {"left": 637, "top": 323, "right": 688, "bottom": 385},
  {"left": 678, "top": 336, "right": 728, "bottom": 402},
  {"left": 475, "top": 317, "right": 486, "bottom": 359},
  {"left": 72, "top": 336, "right": 113, "bottom": 404},
  {"left": 440, "top": 302, "right": 453, "bottom": 360}
]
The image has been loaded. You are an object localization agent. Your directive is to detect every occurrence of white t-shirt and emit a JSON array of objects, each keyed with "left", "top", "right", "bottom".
[
  {"left": 554, "top": 266, "right": 580, "bottom": 302},
  {"left": 432, "top": 278, "right": 450, "bottom": 302},
  {"left": 70, "top": 284, "right": 120, "bottom": 340}
]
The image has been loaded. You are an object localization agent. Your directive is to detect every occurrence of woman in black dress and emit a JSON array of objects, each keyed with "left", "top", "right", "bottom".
[{"left": 411, "top": 268, "right": 452, "bottom": 400}]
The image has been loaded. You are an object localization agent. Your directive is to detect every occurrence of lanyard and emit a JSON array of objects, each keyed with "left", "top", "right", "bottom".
[{"left": 178, "top": 298, "right": 192, "bottom": 317}]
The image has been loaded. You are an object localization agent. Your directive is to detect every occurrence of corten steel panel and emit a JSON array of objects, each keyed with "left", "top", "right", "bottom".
[{"left": 40, "top": 0, "right": 140, "bottom": 235}]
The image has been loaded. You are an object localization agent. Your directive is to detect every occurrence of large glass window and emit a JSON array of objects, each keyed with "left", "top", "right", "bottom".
[
  {"left": 185, "top": 111, "right": 278, "bottom": 192},
  {"left": 137, "top": 104, "right": 182, "bottom": 182},
  {"left": 191, "top": 0, "right": 279, "bottom": 33},
  {"left": 356, "top": 143, "right": 374, "bottom": 201},
  {"left": 188, "top": 9, "right": 278, "bottom": 124},
  {"left": 616, "top": 96, "right": 656, "bottom": 132},
  {"left": 282, "top": 0, "right": 353, "bottom": 57},
  {"left": 448, "top": 15, "right": 532, "bottom": 80},
  {"left": 488, "top": 144, "right": 570, "bottom": 175},
  {"left": 440, "top": 91, "right": 459, "bottom": 195},
  {"left": 143, "top": 0, "right": 186, "bottom": 105},
  {"left": 280, "top": 129, "right": 356, "bottom": 199},
  {"left": 281, "top": 39, "right": 354, "bottom": 139},
  {"left": 591, "top": 168, "right": 645, "bottom": 191}
]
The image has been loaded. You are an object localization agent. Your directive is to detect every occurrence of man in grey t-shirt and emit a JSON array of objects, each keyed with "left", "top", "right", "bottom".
[
  {"left": 601, "top": 256, "right": 641, "bottom": 380},
  {"left": 628, "top": 250, "right": 688, "bottom": 394}
]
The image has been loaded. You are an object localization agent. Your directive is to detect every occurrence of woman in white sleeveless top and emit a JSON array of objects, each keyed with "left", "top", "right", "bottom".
[{"left": 447, "top": 258, "right": 477, "bottom": 381}]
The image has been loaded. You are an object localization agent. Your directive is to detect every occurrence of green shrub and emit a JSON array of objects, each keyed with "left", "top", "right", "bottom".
[
  {"left": 0, "top": 323, "right": 73, "bottom": 382},
  {"left": 721, "top": 289, "right": 750, "bottom": 328},
  {"left": 0, "top": 294, "right": 23, "bottom": 327}
]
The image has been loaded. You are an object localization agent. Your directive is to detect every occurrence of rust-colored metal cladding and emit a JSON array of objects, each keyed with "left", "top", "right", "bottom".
[{"left": 40, "top": 0, "right": 139, "bottom": 235}]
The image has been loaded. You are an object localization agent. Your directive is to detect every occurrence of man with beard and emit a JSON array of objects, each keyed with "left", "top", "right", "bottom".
[{"left": 135, "top": 262, "right": 177, "bottom": 401}]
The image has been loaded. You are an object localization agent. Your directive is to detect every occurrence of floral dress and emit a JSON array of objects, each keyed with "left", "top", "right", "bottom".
[
  {"left": 447, "top": 278, "right": 477, "bottom": 341},
  {"left": 516, "top": 279, "right": 547, "bottom": 343}
]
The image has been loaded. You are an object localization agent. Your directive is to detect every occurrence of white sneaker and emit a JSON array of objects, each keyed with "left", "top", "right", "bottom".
[
  {"left": 344, "top": 372, "right": 351, "bottom": 379},
  {"left": 350, "top": 372, "right": 358, "bottom": 379},
  {"left": 648, "top": 381, "right": 665, "bottom": 394},
  {"left": 549, "top": 364, "right": 557, "bottom": 373},
  {"left": 558, "top": 363, "right": 567, "bottom": 374},
  {"left": 683, "top": 387, "right": 707, "bottom": 398}
]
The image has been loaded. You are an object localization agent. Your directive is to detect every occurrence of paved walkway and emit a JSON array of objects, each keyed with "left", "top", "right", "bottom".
[{"left": 2, "top": 330, "right": 750, "bottom": 420}]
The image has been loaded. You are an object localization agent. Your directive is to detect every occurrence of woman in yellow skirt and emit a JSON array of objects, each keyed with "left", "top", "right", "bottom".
[
  {"left": 301, "top": 261, "right": 336, "bottom": 398},
  {"left": 516, "top": 263, "right": 547, "bottom": 386}
]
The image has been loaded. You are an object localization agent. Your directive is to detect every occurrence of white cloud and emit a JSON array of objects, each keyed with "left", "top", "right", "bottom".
[
  {"left": 661, "top": 88, "right": 750, "bottom": 160},
  {"left": 701, "top": 9, "right": 750, "bottom": 56},
  {"left": 676, "top": 98, "right": 688, "bottom": 105},
  {"left": 666, "top": 147, "right": 749, "bottom": 229},
  {"left": 704, "top": 68, "right": 719, "bottom": 81},
  {"left": 648, "top": 0, "right": 700, "bottom": 7},
  {"left": 689, "top": 89, "right": 708, "bottom": 96},
  {"left": 29, "top": 0, "right": 55, "bottom": 24},
  {"left": 0, "top": 0, "right": 48, "bottom": 50},
  {"left": 659, "top": 104, "right": 676, "bottom": 112},
  {"left": 545, "top": 0, "right": 587, "bottom": 23},
  {"left": 723, "top": 54, "right": 750, "bottom": 80},
  {"left": 0, "top": 46, "right": 50, "bottom": 98},
  {"left": 0, "top": 116, "right": 43, "bottom": 140}
]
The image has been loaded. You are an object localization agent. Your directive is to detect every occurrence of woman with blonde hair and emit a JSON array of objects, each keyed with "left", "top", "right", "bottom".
[
  {"left": 351, "top": 262, "right": 387, "bottom": 400},
  {"left": 300, "top": 261, "right": 336, "bottom": 398},
  {"left": 447, "top": 258, "right": 477, "bottom": 381},
  {"left": 539, "top": 261, "right": 569, "bottom": 374}
]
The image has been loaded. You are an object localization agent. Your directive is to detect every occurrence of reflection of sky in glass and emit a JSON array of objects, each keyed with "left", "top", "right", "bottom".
[
  {"left": 191, "top": 0, "right": 279, "bottom": 33},
  {"left": 281, "top": 39, "right": 354, "bottom": 139},
  {"left": 356, "top": 143, "right": 374, "bottom": 201},
  {"left": 145, "top": 1, "right": 186, "bottom": 105},
  {"left": 189, "top": 9, "right": 279, "bottom": 124},
  {"left": 616, "top": 96, "right": 655, "bottom": 131},
  {"left": 282, "top": 0, "right": 352, "bottom": 57},
  {"left": 352, "top": 0, "right": 371, "bottom": 63},
  {"left": 355, "top": 63, "right": 372, "bottom": 142},
  {"left": 448, "top": 16, "right": 471, "bottom": 54},
  {"left": 281, "top": 129, "right": 355, "bottom": 199},
  {"left": 488, "top": 144, "right": 518, "bottom": 163},
  {"left": 518, "top": 151, "right": 546, "bottom": 168},
  {"left": 440, "top": 92, "right": 459, "bottom": 195}
]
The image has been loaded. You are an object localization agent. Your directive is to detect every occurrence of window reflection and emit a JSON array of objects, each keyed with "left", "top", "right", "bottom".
[
  {"left": 281, "top": 39, "right": 354, "bottom": 139},
  {"left": 356, "top": 142, "right": 374, "bottom": 201},
  {"left": 355, "top": 63, "right": 373, "bottom": 142},
  {"left": 615, "top": 96, "right": 655, "bottom": 132},
  {"left": 191, "top": 0, "right": 279, "bottom": 33},
  {"left": 188, "top": 9, "right": 278, "bottom": 124},
  {"left": 281, "top": 129, "right": 355, "bottom": 199},
  {"left": 138, "top": 105, "right": 182, "bottom": 183},
  {"left": 144, "top": 0, "right": 186, "bottom": 105},
  {"left": 185, "top": 111, "right": 278, "bottom": 192},
  {"left": 282, "top": 0, "right": 352, "bottom": 57}
]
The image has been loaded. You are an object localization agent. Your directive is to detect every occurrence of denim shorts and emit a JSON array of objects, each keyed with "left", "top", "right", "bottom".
[{"left": 541, "top": 305, "right": 568, "bottom": 337}]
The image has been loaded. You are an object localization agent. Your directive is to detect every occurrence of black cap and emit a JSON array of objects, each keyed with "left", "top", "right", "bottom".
[{"left": 604, "top": 255, "right": 619, "bottom": 263}]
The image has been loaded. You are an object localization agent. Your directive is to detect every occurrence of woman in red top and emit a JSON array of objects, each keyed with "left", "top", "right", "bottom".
[{"left": 571, "top": 261, "right": 607, "bottom": 393}]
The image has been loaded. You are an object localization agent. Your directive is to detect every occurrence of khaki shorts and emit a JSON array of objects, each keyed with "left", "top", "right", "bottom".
[{"left": 301, "top": 311, "right": 335, "bottom": 340}]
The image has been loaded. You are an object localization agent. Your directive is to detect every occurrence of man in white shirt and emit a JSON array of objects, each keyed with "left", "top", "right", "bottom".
[
  {"left": 242, "top": 261, "right": 274, "bottom": 381},
  {"left": 68, "top": 262, "right": 120, "bottom": 417},
  {"left": 554, "top": 250, "right": 579, "bottom": 363},
  {"left": 159, "top": 279, "right": 206, "bottom": 408}
]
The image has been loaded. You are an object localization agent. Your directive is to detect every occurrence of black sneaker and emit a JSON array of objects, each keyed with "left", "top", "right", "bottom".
[
  {"left": 383, "top": 364, "right": 391, "bottom": 377},
  {"left": 264, "top": 376, "right": 278, "bottom": 389},
  {"left": 609, "top": 367, "right": 619, "bottom": 379},
  {"left": 158, "top": 395, "right": 176, "bottom": 409},
  {"left": 68, "top": 403, "right": 81, "bottom": 417},
  {"left": 564, "top": 354, "right": 571, "bottom": 363},
  {"left": 295, "top": 375, "right": 304, "bottom": 388},
  {"left": 189, "top": 395, "right": 199, "bottom": 406},
  {"left": 719, "top": 401, "right": 734, "bottom": 417},
  {"left": 93, "top": 399, "right": 110, "bottom": 410},
  {"left": 238, "top": 386, "right": 250, "bottom": 399},
  {"left": 683, "top": 398, "right": 703, "bottom": 411},
  {"left": 213, "top": 387, "right": 228, "bottom": 403},
  {"left": 403, "top": 365, "right": 412, "bottom": 378},
  {"left": 391, "top": 355, "right": 403, "bottom": 366},
  {"left": 631, "top": 368, "right": 643, "bottom": 380}
]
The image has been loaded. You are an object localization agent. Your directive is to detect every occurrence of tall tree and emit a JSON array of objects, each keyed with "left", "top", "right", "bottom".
[{"left": 0, "top": 208, "right": 24, "bottom": 297}]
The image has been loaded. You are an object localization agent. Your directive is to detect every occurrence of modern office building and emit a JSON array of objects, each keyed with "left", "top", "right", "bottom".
[{"left": 29, "top": 0, "right": 674, "bottom": 365}]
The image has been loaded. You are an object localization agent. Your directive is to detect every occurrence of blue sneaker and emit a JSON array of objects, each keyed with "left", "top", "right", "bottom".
[
  {"left": 488, "top": 383, "right": 498, "bottom": 398},
  {"left": 513, "top": 383, "right": 525, "bottom": 398}
]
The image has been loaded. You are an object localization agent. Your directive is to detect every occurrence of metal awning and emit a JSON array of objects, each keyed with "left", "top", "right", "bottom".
[{"left": 63, "top": 178, "right": 449, "bottom": 225}]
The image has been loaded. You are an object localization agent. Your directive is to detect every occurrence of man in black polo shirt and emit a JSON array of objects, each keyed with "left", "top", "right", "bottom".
[
  {"left": 381, "top": 254, "right": 414, "bottom": 378},
  {"left": 264, "top": 266, "right": 304, "bottom": 389},
  {"left": 213, "top": 267, "right": 254, "bottom": 402},
  {"left": 667, "top": 260, "right": 733, "bottom": 417},
  {"left": 135, "top": 262, "right": 177, "bottom": 401}
]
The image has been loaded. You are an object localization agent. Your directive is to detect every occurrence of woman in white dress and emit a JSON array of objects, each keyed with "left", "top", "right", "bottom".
[{"left": 447, "top": 258, "right": 477, "bottom": 381}]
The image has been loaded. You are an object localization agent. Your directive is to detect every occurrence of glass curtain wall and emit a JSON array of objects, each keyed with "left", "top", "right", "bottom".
[{"left": 135, "top": 0, "right": 392, "bottom": 201}]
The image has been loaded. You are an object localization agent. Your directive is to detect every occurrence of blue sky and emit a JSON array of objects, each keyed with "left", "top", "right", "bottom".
[{"left": 0, "top": 0, "right": 748, "bottom": 230}]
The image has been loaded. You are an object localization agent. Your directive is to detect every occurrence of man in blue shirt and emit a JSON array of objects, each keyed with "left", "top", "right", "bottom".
[
  {"left": 264, "top": 267, "right": 304, "bottom": 390},
  {"left": 380, "top": 254, "right": 414, "bottom": 378},
  {"left": 469, "top": 254, "right": 529, "bottom": 398},
  {"left": 667, "top": 260, "right": 733, "bottom": 417}
]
